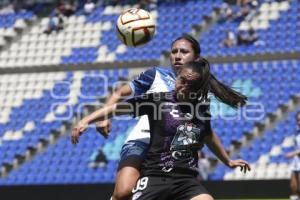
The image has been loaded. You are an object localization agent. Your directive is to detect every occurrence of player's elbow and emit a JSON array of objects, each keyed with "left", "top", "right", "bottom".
[
  {"left": 119, "top": 84, "right": 133, "bottom": 97},
  {"left": 112, "top": 187, "right": 132, "bottom": 200}
]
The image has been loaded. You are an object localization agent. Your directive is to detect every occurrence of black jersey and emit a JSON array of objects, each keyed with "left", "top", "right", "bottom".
[{"left": 126, "top": 91, "right": 212, "bottom": 177}]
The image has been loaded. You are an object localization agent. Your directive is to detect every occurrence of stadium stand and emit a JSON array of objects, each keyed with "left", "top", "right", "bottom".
[
  {"left": 0, "top": 68, "right": 131, "bottom": 184},
  {"left": 0, "top": 0, "right": 299, "bottom": 187},
  {"left": 0, "top": 10, "right": 35, "bottom": 49},
  {"left": 1, "top": 59, "right": 299, "bottom": 184},
  {"left": 0, "top": 0, "right": 222, "bottom": 68},
  {"left": 222, "top": 110, "right": 300, "bottom": 180},
  {"left": 201, "top": 0, "right": 300, "bottom": 57}
]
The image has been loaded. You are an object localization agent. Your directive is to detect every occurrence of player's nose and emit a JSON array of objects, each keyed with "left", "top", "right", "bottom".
[{"left": 175, "top": 52, "right": 182, "bottom": 59}]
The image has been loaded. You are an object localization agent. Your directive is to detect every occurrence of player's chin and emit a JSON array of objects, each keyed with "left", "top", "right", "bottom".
[{"left": 173, "top": 65, "right": 183, "bottom": 74}]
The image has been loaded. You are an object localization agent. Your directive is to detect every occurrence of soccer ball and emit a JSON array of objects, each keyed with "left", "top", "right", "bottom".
[{"left": 116, "top": 8, "right": 156, "bottom": 47}]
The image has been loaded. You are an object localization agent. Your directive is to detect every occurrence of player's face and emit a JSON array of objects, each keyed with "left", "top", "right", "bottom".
[
  {"left": 170, "top": 39, "right": 197, "bottom": 74},
  {"left": 175, "top": 68, "right": 200, "bottom": 102}
]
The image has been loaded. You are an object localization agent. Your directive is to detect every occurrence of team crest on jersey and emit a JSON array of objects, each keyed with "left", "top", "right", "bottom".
[{"left": 170, "top": 123, "right": 202, "bottom": 151}]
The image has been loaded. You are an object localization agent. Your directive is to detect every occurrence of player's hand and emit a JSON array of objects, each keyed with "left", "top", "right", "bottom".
[
  {"left": 228, "top": 159, "right": 251, "bottom": 173},
  {"left": 96, "top": 119, "right": 112, "bottom": 138},
  {"left": 71, "top": 120, "right": 89, "bottom": 144},
  {"left": 285, "top": 152, "right": 296, "bottom": 158}
]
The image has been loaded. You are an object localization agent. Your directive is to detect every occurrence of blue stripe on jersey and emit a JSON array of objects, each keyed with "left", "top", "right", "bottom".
[
  {"left": 155, "top": 67, "right": 176, "bottom": 91},
  {"left": 129, "top": 67, "right": 156, "bottom": 96},
  {"left": 129, "top": 67, "right": 176, "bottom": 96}
]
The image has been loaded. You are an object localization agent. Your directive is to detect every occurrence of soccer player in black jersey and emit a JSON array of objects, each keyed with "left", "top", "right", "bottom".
[{"left": 72, "top": 59, "right": 251, "bottom": 200}]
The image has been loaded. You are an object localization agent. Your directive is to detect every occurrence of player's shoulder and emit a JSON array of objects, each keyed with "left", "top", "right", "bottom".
[
  {"left": 154, "top": 67, "right": 176, "bottom": 85},
  {"left": 135, "top": 67, "right": 157, "bottom": 80},
  {"left": 154, "top": 66, "right": 174, "bottom": 75},
  {"left": 144, "top": 66, "right": 171, "bottom": 73},
  {"left": 140, "top": 66, "right": 174, "bottom": 79}
]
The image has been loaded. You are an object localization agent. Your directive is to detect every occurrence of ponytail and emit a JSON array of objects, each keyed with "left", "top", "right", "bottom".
[
  {"left": 183, "top": 58, "right": 247, "bottom": 108},
  {"left": 209, "top": 74, "right": 247, "bottom": 108}
]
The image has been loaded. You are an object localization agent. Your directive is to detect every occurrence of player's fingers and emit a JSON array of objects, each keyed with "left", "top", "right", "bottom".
[
  {"left": 104, "top": 127, "right": 109, "bottom": 134},
  {"left": 237, "top": 164, "right": 245, "bottom": 173},
  {"left": 71, "top": 134, "right": 76, "bottom": 144},
  {"left": 71, "top": 134, "right": 77, "bottom": 144},
  {"left": 96, "top": 120, "right": 111, "bottom": 133},
  {"left": 103, "top": 131, "right": 109, "bottom": 139},
  {"left": 105, "top": 121, "right": 112, "bottom": 132},
  {"left": 79, "top": 126, "right": 86, "bottom": 133},
  {"left": 101, "top": 126, "right": 107, "bottom": 133},
  {"left": 238, "top": 160, "right": 250, "bottom": 167},
  {"left": 71, "top": 129, "right": 76, "bottom": 144},
  {"left": 72, "top": 127, "right": 79, "bottom": 144},
  {"left": 246, "top": 163, "right": 251, "bottom": 171},
  {"left": 239, "top": 161, "right": 251, "bottom": 173},
  {"left": 102, "top": 125, "right": 111, "bottom": 138},
  {"left": 107, "top": 122, "right": 112, "bottom": 133},
  {"left": 73, "top": 136, "right": 77, "bottom": 144},
  {"left": 71, "top": 135, "right": 74, "bottom": 144},
  {"left": 96, "top": 125, "right": 108, "bottom": 135},
  {"left": 233, "top": 161, "right": 246, "bottom": 172}
]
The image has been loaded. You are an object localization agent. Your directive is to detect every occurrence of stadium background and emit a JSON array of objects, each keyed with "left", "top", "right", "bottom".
[{"left": 0, "top": 0, "right": 299, "bottom": 199}]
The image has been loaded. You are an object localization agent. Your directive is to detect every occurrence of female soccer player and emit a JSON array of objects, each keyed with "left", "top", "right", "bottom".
[
  {"left": 72, "top": 59, "right": 251, "bottom": 200},
  {"left": 97, "top": 34, "right": 205, "bottom": 200},
  {"left": 286, "top": 112, "right": 300, "bottom": 200}
]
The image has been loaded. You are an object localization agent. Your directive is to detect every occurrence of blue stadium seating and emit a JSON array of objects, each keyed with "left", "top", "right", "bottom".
[
  {"left": 0, "top": 11, "right": 34, "bottom": 28},
  {"left": 0, "top": 59, "right": 298, "bottom": 184},
  {"left": 59, "top": 0, "right": 222, "bottom": 64},
  {"left": 201, "top": 0, "right": 300, "bottom": 57},
  {"left": 0, "top": 0, "right": 299, "bottom": 185},
  {"left": 210, "top": 110, "right": 300, "bottom": 180}
]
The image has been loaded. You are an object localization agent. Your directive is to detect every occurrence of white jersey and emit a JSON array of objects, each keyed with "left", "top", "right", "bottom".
[
  {"left": 125, "top": 67, "right": 176, "bottom": 143},
  {"left": 291, "top": 129, "right": 300, "bottom": 171}
]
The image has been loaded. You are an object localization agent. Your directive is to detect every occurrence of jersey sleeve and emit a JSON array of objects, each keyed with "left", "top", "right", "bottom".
[
  {"left": 125, "top": 93, "right": 156, "bottom": 118},
  {"left": 129, "top": 67, "right": 156, "bottom": 96}
]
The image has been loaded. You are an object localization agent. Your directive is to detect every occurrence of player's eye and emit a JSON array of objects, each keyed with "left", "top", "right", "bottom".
[
  {"left": 181, "top": 49, "right": 189, "bottom": 54},
  {"left": 171, "top": 49, "right": 178, "bottom": 54}
]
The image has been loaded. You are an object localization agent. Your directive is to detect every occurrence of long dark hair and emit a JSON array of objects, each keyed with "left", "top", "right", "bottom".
[
  {"left": 182, "top": 59, "right": 247, "bottom": 108},
  {"left": 172, "top": 33, "right": 201, "bottom": 56}
]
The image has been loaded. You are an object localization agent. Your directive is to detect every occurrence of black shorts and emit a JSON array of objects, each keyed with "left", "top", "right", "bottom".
[{"left": 131, "top": 176, "right": 209, "bottom": 200}]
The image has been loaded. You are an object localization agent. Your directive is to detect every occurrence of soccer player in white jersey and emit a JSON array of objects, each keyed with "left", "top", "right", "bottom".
[
  {"left": 286, "top": 112, "right": 300, "bottom": 200},
  {"left": 97, "top": 34, "right": 203, "bottom": 200}
]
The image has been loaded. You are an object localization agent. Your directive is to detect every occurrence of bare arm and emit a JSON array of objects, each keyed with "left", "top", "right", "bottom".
[
  {"left": 204, "top": 131, "right": 251, "bottom": 173},
  {"left": 72, "top": 103, "right": 131, "bottom": 144},
  {"left": 204, "top": 131, "right": 231, "bottom": 166},
  {"left": 105, "top": 84, "right": 133, "bottom": 106},
  {"left": 286, "top": 148, "right": 300, "bottom": 158},
  {"left": 96, "top": 84, "right": 133, "bottom": 136}
]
